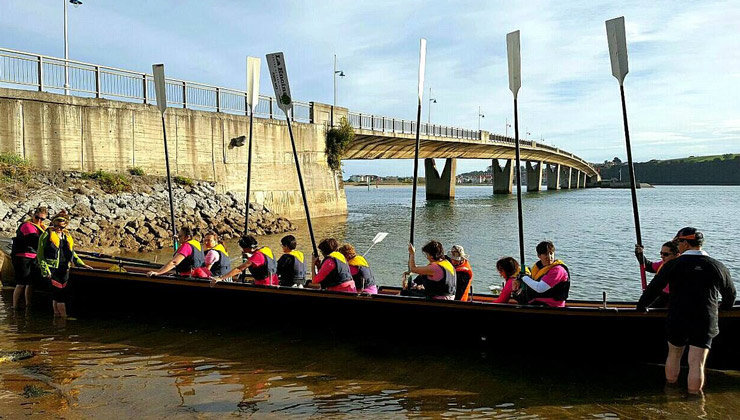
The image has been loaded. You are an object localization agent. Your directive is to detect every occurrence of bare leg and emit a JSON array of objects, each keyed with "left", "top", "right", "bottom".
[
  {"left": 57, "top": 303, "right": 67, "bottom": 318},
  {"left": 12, "top": 285, "right": 24, "bottom": 309},
  {"left": 24, "top": 285, "right": 32, "bottom": 307},
  {"left": 665, "top": 342, "right": 685, "bottom": 384},
  {"left": 52, "top": 300, "right": 61, "bottom": 317},
  {"left": 687, "top": 346, "right": 709, "bottom": 394}
]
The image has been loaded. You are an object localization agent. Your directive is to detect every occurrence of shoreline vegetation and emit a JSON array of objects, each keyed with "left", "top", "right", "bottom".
[{"left": 0, "top": 153, "right": 295, "bottom": 253}]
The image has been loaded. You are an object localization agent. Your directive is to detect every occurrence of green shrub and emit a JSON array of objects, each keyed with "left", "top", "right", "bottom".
[
  {"left": 0, "top": 152, "right": 32, "bottom": 183},
  {"left": 174, "top": 175, "right": 193, "bottom": 186},
  {"left": 83, "top": 169, "right": 132, "bottom": 193},
  {"left": 128, "top": 167, "right": 145, "bottom": 176},
  {"left": 325, "top": 117, "right": 355, "bottom": 172}
]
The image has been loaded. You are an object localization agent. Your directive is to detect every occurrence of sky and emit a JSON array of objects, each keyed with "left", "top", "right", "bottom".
[{"left": 1, "top": 0, "right": 739, "bottom": 176}]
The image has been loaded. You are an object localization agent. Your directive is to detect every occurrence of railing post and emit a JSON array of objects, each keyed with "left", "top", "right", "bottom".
[
  {"left": 291, "top": 103, "right": 295, "bottom": 121},
  {"left": 392, "top": 118, "right": 395, "bottom": 133},
  {"left": 371, "top": 115, "right": 374, "bottom": 131},
  {"left": 142, "top": 74, "right": 148, "bottom": 104},
  {"left": 245, "top": 95, "right": 249, "bottom": 116},
  {"left": 215, "top": 87, "right": 220, "bottom": 113},
  {"left": 94, "top": 66, "right": 101, "bottom": 98},
  {"left": 182, "top": 81, "right": 187, "bottom": 109},
  {"left": 37, "top": 56, "right": 44, "bottom": 92},
  {"left": 269, "top": 98, "right": 273, "bottom": 119}
]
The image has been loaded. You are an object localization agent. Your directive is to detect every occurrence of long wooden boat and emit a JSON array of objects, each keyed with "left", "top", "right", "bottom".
[{"left": 8, "top": 258, "right": 732, "bottom": 369}]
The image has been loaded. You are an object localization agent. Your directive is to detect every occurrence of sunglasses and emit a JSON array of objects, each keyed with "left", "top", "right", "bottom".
[{"left": 660, "top": 252, "right": 674, "bottom": 257}]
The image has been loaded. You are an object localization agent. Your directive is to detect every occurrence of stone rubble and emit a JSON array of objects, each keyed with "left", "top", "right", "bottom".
[{"left": 0, "top": 171, "right": 295, "bottom": 252}]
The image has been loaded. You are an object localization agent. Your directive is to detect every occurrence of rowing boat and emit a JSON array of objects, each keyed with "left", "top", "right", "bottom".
[{"left": 5, "top": 257, "right": 735, "bottom": 369}]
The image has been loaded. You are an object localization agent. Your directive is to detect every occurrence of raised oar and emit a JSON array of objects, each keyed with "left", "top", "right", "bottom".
[
  {"left": 506, "top": 31, "right": 526, "bottom": 269},
  {"left": 75, "top": 250, "right": 157, "bottom": 266},
  {"left": 266, "top": 52, "right": 318, "bottom": 259},
  {"left": 244, "top": 56, "right": 261, "bottom": 235},
  {"left": 363, "top": 232, "right": 389, "bottom": 256},
  {"left": 409, "top": 38, "right": 427, "bottom": 246},
  {"left": 152, "top": 64, "right": 178, "bottom": 251},
  {"left": 606, "top": 17, "right": 646, "bottom": 290}
]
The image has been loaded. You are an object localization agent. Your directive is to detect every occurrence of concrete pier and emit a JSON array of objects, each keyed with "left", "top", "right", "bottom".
[
  {"left": 526, "top": 161, "right": 543, "bottom": 192},
  {"left": 425, "top": 158, "right": 456, "bottom": 200},
  {"left": 571, "top": 169, "right": 580, "bottom": 188},
  {"left": 492, "top": 159, "right": 514, "bottom": 194},
  {"left": 547, "top": 163, "right": 560, "bottom": 190},
  {"left": 560, "top": 166, "right": 572, "bottom": 189},
  {"left": 579, "top": 172, "right": 587, "bottom": 188}
]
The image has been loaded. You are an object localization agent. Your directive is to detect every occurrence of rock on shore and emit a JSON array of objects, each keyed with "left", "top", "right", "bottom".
[{"left": 0, "top": 171, "right": 295, "bottom": 252}]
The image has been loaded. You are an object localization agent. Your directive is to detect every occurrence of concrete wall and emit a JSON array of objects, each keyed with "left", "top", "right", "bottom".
[{"left": 0, "top": 88, "right": 346, "bottom": 220}]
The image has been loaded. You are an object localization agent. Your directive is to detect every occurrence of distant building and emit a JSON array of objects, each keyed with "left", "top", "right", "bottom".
[{"left": 348, "top": 175, "right": 379, "bottom": 183}]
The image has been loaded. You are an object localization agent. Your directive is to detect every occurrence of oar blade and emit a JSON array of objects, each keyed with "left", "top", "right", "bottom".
[
  {"left": 246, "top": 56, "right": 261, "bottom": 110},
  {"left": 606, "top": 16, "right": 629, "bottom": 84},
  {"left": 152, "top": 64, "right": 167, "bottom": 115},
  {"left": 266, "top": 52, "right": 293, "bottom": 114},
  {"left": 372, "top": 232, "right": 389, "bottom": 244},
  {"left": 506, "top": 30, "right": 521, "bottom": 99},
  {"left": 417, "top": 38, "right": 427, "bottom": 104}
]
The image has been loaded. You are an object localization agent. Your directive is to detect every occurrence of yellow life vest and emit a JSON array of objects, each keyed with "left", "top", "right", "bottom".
[
  {"left": 328, "top": 251, "right": 347, "bottom": 264},
  {"left": 434, "top": 259, "right": 456, "bottom": 277},
  {"left": 288, "top": 249, "right": 304, "bottom": 263},
  {"left": 531, "top": 259, "right": 566, "bottom": 280},
  {"left": 49, "top": 230, "right": 74, "bottom": 250},
  {"left": 208, "top": 243, "right": 229, "bottom": 257},
  {"left": 348, "top": 255, "right": 369, "bottom": 267}
]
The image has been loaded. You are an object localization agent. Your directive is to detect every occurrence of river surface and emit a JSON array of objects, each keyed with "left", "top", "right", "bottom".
[{"left": 1, "top": 185, "right": 739, "bottom": 418}]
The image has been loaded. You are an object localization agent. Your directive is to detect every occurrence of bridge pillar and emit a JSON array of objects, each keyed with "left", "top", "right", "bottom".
[
  {"left": 560, "top": 166, "right": 572, "bottom": 189},
  {"left": 579, "top": 172, "right": 587, "bottom": 188},
  {"left": 425, "top": 158, "right": 456, "bottom": 200},
  {"left": 546, "top": 163, "right": 560, "bottom": 190},
  {"left": 492, "top": 159, "right": 514, "bottom": 194},
  {"left": 586, "top": 174, "right": 599, "bottom": 187},
  {"left": 526, "top": 161, "right": 543, "bottom": 192},
  {"left": 570, "top": 169, "right": 579, "bottom": 188}
]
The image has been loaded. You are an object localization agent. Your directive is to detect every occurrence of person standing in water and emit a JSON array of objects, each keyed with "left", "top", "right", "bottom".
[
  {"left": 37, "top": 210, "right": 92, "bottom": 317},
  {"left": 637, "top": 227, "right": 735, "bottom": 394},
  {"left": 11, "top": 206, "right": 47, "bottom": 309}
]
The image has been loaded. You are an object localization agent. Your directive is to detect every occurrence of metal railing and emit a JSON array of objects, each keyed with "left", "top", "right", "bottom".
[{"left": 0, "top": 46, "right": 593, "bottom": 171}]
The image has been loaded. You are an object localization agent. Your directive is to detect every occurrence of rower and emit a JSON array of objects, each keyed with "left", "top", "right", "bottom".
[
  {"left": 447, "top": 244, "right": 473, "bottom": 301},
  {"left": 212, "top": 235, "right": 277, "bottom": 286},
  {"left": 516, "top": 240, "right": 570, "bottom": 307},
  {"left": 147, "top": 227, "right": 209, "bottom": 278},
  {"left": 406, "top": 240, "right": 456, "bottom": 300},
  {"left": 37, "top": 210, "right": 92, "bottom": 318},
  {"left": 634, "top": 241, "right": 679, "bottom": 307},
  {"left": 11, "top": 206, "right": 47, "bottom": 310},
  {"left": 339, "top": 243, "right": 377, "bottom": 294},
  {"left": 276, "top": 235, "right": 306, "bottom": 287},
  {"left": 312, "top": 238, "right": 356, "bottom": 293},
  {"left": 203, "top": 231, "right": 232, "bottom": 279},
  {"left": 493, "top": 257, "right": 520, "bottom": 304}
]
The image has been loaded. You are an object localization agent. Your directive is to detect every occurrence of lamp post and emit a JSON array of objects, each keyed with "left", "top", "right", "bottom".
[
  {"left": 427, "top": 87, "right": 437, "bottom": 125},
  {"left": 63, "top": 0, "right": 83, "bottom": 95},
  {"left": 478, "top": 106, "right": 485, "bottom": 131},
  {"left": 332, "top": 54, "right": 345, "bottom": 125}
]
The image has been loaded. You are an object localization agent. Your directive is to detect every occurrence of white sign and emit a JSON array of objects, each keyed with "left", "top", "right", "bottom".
[
  {"left": 417, "top": 38, "right": 427, "bottom": 103},
  {"left": 506, "top": 31, "right": 521, "bottom": 99},
  {"left": 606, "top": 16, "right": 629, "bottom": 84},
  {"left": 152, "top": 64, "right": 167, "bottom": 115},
  {"left": 246, "top": 56, "right": 261, "bottom": 110},
  {"left": 266, "top": 52, "right": 293, "bottom": 114}
]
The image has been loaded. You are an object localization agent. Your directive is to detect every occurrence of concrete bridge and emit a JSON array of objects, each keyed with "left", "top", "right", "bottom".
[{"left": 0, "top": 47, "right": 599, "bottom": 218}]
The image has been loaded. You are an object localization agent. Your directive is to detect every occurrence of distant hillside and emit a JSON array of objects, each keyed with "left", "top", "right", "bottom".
[{"left": 597, "top": 154, "right": 740, "bottom": 185}]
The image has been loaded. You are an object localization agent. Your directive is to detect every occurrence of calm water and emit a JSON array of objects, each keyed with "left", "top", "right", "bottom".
[{"left": 1, "top": 185, "right": 739, "bottom": 418}]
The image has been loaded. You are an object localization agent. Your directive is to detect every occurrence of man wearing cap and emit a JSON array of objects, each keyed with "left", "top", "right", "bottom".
[
  {"left": 37, "top": 210, "right": 92, "bottom": 318},
  {"left": 637, "top": 227, "right": 736, "bottom": 394},
  {"left": 448, "top": 245, "right": 474, "bottom": 301}
]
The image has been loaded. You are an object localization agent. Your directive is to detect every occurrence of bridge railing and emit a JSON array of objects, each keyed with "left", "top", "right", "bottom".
[{"left": 0, "top": 46, "right": 592, "bottom": 171}]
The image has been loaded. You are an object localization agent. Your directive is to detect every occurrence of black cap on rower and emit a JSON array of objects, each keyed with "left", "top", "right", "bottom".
[{"left": 238, "top": 235, "right": 258, "bottom": 250}]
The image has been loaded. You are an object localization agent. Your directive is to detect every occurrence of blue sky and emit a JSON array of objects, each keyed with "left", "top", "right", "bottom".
[{"left": 2, "top": 1, "right": 738, "bottom": 176}]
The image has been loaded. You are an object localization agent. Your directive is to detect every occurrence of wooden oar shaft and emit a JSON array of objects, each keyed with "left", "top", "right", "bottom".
[
  {"left": 161, "top": 115, "right": 178, "bottom": 250},
  {"left": 244, "top": 108, "right": 255, "bottom": 234},
  {"left": 409, "top": 102, "right": 422, "bottom": 245},
  {"left": 619, "top": 84, "right": 646, "bottom": 289},
  {"left": 513, "top": 98, "right": 526, "bottom": 269},
  {"left": 286, "top": 117, "right": 318, "bottom": 257}
]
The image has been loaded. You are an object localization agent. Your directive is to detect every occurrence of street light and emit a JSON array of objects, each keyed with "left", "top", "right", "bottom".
[
  {"left": 427, "top": 87, "right": 437, "bottom": 125},
  {"left": 478, "top": 106, "right": 485, "bottom": 131},
  {"left": 333, "top": 54, "right": 345, "bottom": 125},
  {"left": 64, "top": 0, "right": 83, "bottom": 95}
]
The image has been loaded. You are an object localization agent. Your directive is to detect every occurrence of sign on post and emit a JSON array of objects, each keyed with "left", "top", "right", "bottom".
[
  {"left": 417, "top": 38, "right": 427, "bottom": 104},
  {"left": 266, "top": 52, "right": 292, "bottom": 114},
  {"left": 246, "top": 56, "right": 261, "bottom": 110},
  {"left": 152, "top": 64, "right": 167, "bottom": 115},
  {"left": 506, "top": 31, "right": 521, "bottom": 99},
  {"left": 606, "top": 16, "right": 629, "bottom": 84}
]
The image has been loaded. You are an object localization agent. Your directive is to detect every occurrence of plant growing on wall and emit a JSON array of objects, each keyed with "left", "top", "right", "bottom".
[{"left": 325, "top": 117, "right": 355, "bottom": 172}]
